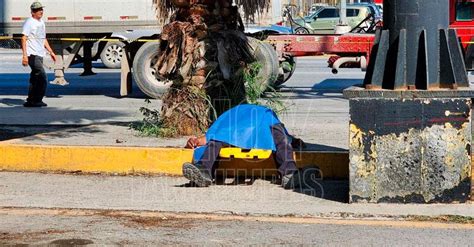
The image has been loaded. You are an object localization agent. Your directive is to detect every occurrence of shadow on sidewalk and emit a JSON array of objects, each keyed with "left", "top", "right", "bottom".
[
  {"left": 0, "top": 73, "right": 147, "bottom": 98},
  {"left": 0, "top": 98, "right": 25, "bottom": 106},
  {"left": 0, "top": 108, "right": 130, "bottom": 142},
  {"left": 178, "top": 177, "right": 349, "bottom": 203},
  {"left": 0, "top": 125, "right": 105, "bottom": 142}
]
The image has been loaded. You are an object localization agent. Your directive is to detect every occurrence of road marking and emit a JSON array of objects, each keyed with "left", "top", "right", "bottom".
[{"left": 0, "top": 207, "right": 472, "bottom": 230}]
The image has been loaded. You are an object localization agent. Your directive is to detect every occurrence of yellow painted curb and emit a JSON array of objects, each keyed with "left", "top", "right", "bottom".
[
  {"left": 0, "top": 144, "right": 349, "bottom": 179},
  {"left": 0, "top": 145, "right": 192, "bottom": 175}
]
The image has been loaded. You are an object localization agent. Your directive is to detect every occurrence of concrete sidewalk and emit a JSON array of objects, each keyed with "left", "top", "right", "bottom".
[
  {"left": 0, "top": 172, "right": 472, "bottom": 219},
  {"left": 0, "top": 95, "right": 349, "bottom": 150}
]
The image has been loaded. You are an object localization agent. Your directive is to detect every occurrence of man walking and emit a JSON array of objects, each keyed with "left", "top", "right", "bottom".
[{"left": 21, "top": 1, "right": 56, "bottom": 107}]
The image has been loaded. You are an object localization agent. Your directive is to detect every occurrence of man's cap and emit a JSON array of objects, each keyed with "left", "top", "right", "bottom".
[{"left": 30, "top": 1, "right": 45, "bottom": 10}]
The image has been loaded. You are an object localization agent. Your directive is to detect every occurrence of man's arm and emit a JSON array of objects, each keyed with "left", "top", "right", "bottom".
[
  {"left": 44, "top": 39, "right": 56, "bottom": 62},
  {"left": 21, "top": 35, "right": 28, "bottom": 66}
]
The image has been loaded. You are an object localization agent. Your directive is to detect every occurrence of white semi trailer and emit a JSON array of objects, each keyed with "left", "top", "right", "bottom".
[
  {"left": 0, "top": 0, "right": 284, "bottom": 98},
  {"left": 0, "top": 0, "right": 166, "bottom": 97}
]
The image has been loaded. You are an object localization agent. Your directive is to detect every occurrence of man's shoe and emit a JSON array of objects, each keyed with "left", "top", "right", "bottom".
[
  {"left": 23, "top": 101, "right": 47, "bottom": 107},
  {"left": 282, "top": 171, "right": 301, "bottom": 190},
  {"left": 182, "top": 163, "right": 212, "bottom": 187},
  {"left": 23, "top": 101, "right": 41, "bottom": 107}
]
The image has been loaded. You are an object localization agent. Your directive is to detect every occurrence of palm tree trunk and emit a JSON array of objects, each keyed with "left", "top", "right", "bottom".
[{"left": 153, "top": 0, "right": 266, "bottom": 136}]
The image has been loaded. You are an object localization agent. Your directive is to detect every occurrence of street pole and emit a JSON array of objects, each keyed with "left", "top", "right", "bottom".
[
  {"left": 298, "top": 0, "right": 303, "bottom": 16},
  {"left": 339, "top": 0, "right": 347, "bottom": 25},
  {"left": 334, "top": 0, "right": 351, "bottom": 34}
]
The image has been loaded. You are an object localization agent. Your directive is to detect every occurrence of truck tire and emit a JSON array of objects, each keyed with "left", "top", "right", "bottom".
[
  {"left": 275, "top": 55, "right": 297, "bottom": 87},
  {"left": 248, "top": 37, "right": 279, "bottom": 93},
  {"left": 100, "top": 41, "right": 125, "bottom": 69},
  {"left": 261, "top": 42, "right": 280, "bottom": 89},
  {"left": 132, "top": 41, "right": 169, "bottom": 99}
]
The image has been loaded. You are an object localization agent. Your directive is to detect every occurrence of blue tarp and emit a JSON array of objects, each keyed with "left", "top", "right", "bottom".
[{"left": 193, "top": 104, "right": 285, "bottom": 162}]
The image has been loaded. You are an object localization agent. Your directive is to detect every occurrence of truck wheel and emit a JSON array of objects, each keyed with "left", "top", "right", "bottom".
[
  {"left": 100, "top": 41, "right": 125, "bottom": 69},
  {"left": 248, "top": 37, "right": 279, "bottom": 93},
  {"left": 132, "top": 41, "right": 169, "bottom": 99},
  {"left": 275, "top": 55, "right": 297, "bottom": 87},
  {"left": 261, "top": 42, "right": 280, "bottom": 90}
]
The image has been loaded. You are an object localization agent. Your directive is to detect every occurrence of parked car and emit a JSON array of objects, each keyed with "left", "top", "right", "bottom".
[
  {"left": 290, "top": 4, "right": 380, "bottom": 34},
  {"left": 308, "top": 3, "right": 329, "bottom": 16}
]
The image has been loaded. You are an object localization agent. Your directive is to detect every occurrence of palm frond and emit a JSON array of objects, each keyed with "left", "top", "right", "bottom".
[
  {"left": 235, "top": 0, "right": 271, "bottom": 22},
  {"left": 153, "top": 0, "right": 271, "bottom": 23},
  {"left": 152, "top": 0, "right": 174, "bottom": 24}
]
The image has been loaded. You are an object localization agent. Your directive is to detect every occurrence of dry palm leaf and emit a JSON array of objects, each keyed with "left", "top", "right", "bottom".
[
  {"left": 234, "top": 0, "right": 271, "bottom": 22},
  {"left": 152, "top": 0, "right": 174, "bottom": 24},
  {"left": 153, "top": 0, "right": 271, "bottom": 23}
]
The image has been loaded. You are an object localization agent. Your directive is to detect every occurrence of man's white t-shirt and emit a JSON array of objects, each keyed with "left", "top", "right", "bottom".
[{"left": 22, "top": 17, "right": 47, "bottom": 57}]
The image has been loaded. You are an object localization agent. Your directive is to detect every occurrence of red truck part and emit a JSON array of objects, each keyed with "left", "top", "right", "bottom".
[{"left": 267, "top": 34, "right": 374, "bottom": 73}]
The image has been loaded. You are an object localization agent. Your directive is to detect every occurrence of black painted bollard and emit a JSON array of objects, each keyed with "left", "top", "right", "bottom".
[
  {"left": 364, "top": 0, "right": 469, "bottom": 90},
  {"left": 344, "top": 0, "right": 473, "bottom": 203}
]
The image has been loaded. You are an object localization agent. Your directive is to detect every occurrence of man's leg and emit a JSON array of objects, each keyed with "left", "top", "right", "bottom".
[
  {"left": 271, "top": 123, "right": 297, "bottom": 176},
  {"left": 38, "top": 57, "right": 48, "bottom": 102},
  {"left": 35, "top": 56, "right": 48, "bottom": 103},
  {"left": 26, "top": 55, "right": 37, "bottom": 104},
  {"left": 26, "top": 55, "right": 47, "bottom": 104},
  {"left": 183, "top": 140, "right": 224, "bottom": 187},
  {"left": 195, "top": 140, "right": 224, "bottom": 174}
]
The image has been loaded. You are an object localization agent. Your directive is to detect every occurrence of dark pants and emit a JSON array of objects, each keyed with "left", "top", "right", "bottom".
[
  {"left": 26, "top": 55, "right": 47, "bottom": 104},
  {"left": 196, "top": 123, "right": 297, "bottom": 176}
]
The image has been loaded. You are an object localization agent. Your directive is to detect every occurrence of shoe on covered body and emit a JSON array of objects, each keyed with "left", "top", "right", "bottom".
[
  {"left": 281, "top": 171, "right": 301, "bottom": 189},
  {"left": 182, "top": 163, "right": 213, "bottom": 187}
]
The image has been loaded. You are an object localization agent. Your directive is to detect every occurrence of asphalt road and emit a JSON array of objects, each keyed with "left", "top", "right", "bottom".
[
  {"left": 1, "top": 208, "right": 472, "bottom": 246},
  {"left": 0, "top": 48, "right": 365, "bottom": 97}
]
